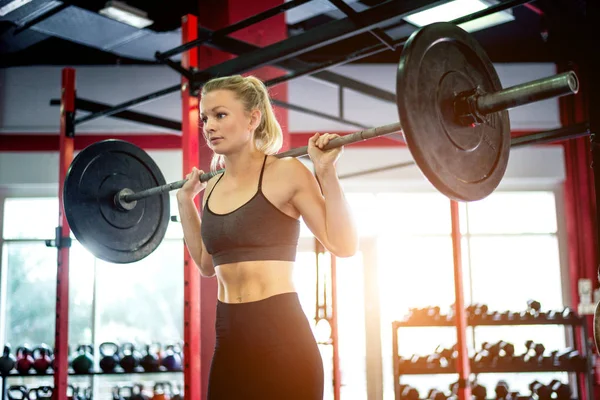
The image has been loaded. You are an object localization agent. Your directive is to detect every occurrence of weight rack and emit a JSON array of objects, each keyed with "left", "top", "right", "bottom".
[{"left": 392, "top": 310, "right": 595, "bottom": 399}]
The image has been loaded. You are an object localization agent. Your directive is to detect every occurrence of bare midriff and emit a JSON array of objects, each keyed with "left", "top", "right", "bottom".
[{"left": 215, "top": 260, "right": 296, "bottom": 303}]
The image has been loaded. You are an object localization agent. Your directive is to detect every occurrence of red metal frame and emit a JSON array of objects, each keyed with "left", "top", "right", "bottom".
[
  {"left": 54, "top": 68, "right": 75, "bottom": 400},
  {"left": 181, "top": 14, "right": 203, "bottom": 400},
  {"left": 0, "top": 134, "right": 181, "bottom": 151},
  {"left": 0, "top": 130, "right": 552, "bottom": 153},
  {"left": 450, "top": 200, "right": 471, "bottom": 400}
]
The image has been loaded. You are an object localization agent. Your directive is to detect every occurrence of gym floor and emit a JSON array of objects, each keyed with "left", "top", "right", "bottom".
[{"left": 0, "top": 1, "right": 596, "bottom": 399}]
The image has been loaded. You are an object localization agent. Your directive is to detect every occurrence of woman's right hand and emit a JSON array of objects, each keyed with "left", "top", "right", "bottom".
[{"left": 177, "top": 167, "right": 207, "bottom": 199}]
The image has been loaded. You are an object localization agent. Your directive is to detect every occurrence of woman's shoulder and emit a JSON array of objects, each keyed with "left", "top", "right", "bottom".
[
  {"left": 267, "top": 155, "right": 311, "bottom": 176},
  {"left": 266, "top": 155, "right": 315, "bottom": 189}
]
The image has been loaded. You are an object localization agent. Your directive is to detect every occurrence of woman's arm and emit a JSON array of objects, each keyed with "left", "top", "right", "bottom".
[
  {"left": 177, "top": 194, "right": 215, "bottom": 277},
  {"left": 288, "top": 133, "right": 359, "bottom": 257},
  {"left": 176, "top": 167, "right": 215, "bottom": 277}
]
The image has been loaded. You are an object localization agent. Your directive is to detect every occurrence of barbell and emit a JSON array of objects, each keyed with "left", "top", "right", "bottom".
[{"left": 63, "top": 22, "right": 579, "bottom": 265}]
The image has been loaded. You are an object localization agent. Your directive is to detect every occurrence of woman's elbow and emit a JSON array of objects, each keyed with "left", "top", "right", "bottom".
[
  {"left": 198, "top": 264, "right": 216, "bottom": 277},
  {"left": 330, "top": 239, "right": 359, "bottom": 258}
]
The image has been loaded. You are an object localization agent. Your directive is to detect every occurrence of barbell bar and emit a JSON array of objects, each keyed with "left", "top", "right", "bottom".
[
  {"left": 62, "top": 22, "right": 582, "bottom": 265},
  {"left": 119, "top": 69, "right": 578, "bottom": 207}
]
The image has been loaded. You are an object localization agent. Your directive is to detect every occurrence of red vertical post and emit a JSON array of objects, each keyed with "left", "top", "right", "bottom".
[
  {"left": 181, "top": 14, "right": 202, "bottom": 400},
  {"left": 450, "top": 200, "right": 470, "bottom": 400},
  {"left": 330, "top": 254, "right": 341, "bottom": 400},
  {"left": 55, "top": 67, "right": 75, "bottom": 400}
]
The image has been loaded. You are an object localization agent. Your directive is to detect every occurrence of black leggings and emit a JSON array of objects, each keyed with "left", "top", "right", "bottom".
[{"left": 207, "top": 292, "right": 324, "bottom": 399}]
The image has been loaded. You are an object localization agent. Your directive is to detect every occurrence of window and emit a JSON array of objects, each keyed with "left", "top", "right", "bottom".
[
  {"left": 332, "top": 190, "right": 567, "bottom": 398},
  {"left": 1, "top": 196, "right": 184, "bottom": 398}
]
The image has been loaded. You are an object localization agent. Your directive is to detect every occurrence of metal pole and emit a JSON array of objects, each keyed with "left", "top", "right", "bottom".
[
  {"left": 181, "top": 14, "right": 201, "bottom": 400},
  {"left": 450, "top": 200, "right": 471, "bottom": 400},
  {"left": 330, "top": 253, "right": 341, "bottom": 400},
  {"left": 54, "top": 67, "right": 75, "bottom": 400}
]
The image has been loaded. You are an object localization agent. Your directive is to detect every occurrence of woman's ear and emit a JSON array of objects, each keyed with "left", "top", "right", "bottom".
[{"left": 249, "top": 108, "right": 262, "bottom": 132}]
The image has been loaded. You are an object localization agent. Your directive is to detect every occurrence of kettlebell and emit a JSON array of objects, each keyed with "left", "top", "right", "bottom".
[
  {"left": 0, "top": 344, "right": 16, "bottom": 375},
  {"left": 160, "top": 345, "right": 182, "bottom": 371},
  {"left": 71, "top": 345, "right": 93, "bottom": 374},
  {"left": 120, "top": 386, "right": 134, "bottom": 400},
  {"left": 32, "top": 344, "right": 53, "bottom": 374},
  {"left": 170, "top": 383, "right": 183, "bottom": 400},
  {"left": 131, "top": 383, "right": 150, "bottom": 400},
  {"left": 119, "top": 342, "right": 141, "bottom": 372},
  {"left": 152, "top": 382, "right": 169, "bottom": 400},
  {"left": 111, "top": 386, "right": 124, "bottom": 400},
  {"left": 15, "top": 345, "right": 34, "bottom": 374},
  {"left": 99, "top": 342, "right": 120, "bottom": 372},
  {"left": 140, "top": 343, "right": 160, "bottom": 372},
  {"left": 7, "top": 385, "right": 28, "bottom": 400},
  {"left": 36, "top": 386, "right": 53, "bottom": 399}
]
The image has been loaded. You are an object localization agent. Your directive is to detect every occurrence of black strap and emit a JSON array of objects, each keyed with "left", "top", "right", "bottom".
[
  {"left": 206, "top": 172, "right": 224, "bottom": 202},
  {"left": 258, "top": 155, "right": 268, "bottom": 189}
]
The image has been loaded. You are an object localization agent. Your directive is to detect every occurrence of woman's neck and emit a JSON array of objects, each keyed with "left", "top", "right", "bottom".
[{"left": 222, "top": 149, "right": 265, "bottom": 180}]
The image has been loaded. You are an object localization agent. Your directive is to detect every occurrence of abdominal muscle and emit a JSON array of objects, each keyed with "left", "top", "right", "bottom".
[{"left": 215, "top": 260, "right": 296, "bottom": 303}]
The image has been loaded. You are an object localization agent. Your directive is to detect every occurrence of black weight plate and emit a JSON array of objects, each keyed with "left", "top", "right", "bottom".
[
  {"left": 397, "top": 22, "right": 510, "bottom": 202},
  {"left": 63, "top": 139, "right": 170, "bottom": 263}
]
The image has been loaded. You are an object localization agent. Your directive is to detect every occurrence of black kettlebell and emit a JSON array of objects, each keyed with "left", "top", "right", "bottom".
[
  {"left": 7, "top": 385, "right": 28, "bottom": 400},
  {"left": 171, "top": 383, "right": 183, "bottom": 400},
  {"left": 131, "top": 383, "right": 150, "bottom": 400},
  {"left": 36, "top": 386, "right": 53, "bottom": 399},
  {"left": 140, "top": 343, "right": 161, "bottom": 372},
  {"left": 99, "top": 342, "right": 120, "bottom": 372},
  {"left": 119, "top": 342, "right": 141, "bottom": 372},
  {"left": 161, "top": 344, "right": 182, "bottom": 371},
  {"left": 71, "top": 345, "right": 93, "bottom": 374},
  {"left": 15, "top": 345, "right": 34, "bottom": 374},
  {"left": 0, "top": 344, "right": 16, "bottom": 375}
]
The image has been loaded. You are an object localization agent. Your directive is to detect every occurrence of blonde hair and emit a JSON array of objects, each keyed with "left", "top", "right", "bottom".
[{"left": 201, "top": 75, "right": 283, "bottom": 172}]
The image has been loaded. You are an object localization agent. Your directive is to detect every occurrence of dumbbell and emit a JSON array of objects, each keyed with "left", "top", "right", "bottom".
[
  {"left": 496, "top": 341, "right": 515, "bottom": 365},
  {"left": 529, "top": 381, "right": 552, "bottom": 400},
  {"left": 427, "top": 389, "right": 449, "bottom": 400},
  {"left": 495, "top": 380, "right": 510, "bottom": 400},
  {"left": 520, "top": 300, "right": 542, "bottom": 320},
  {"left": 472, "top": 383, "right": 487, "bottom": 400},
  {"left": 400, "top": 385, "right": 419, "bottom": 400},
  {"left": 550, "top": 380, "right": 572, "bottom": 400},
  {"left": 547, "top": 307, "right": 576, "bottom": 321},
  {"left": 523, "top": 341, "right": 545, "bottom": 364},
  {"left": 554, "top": 348, "right": 582, "bottom": 368}
]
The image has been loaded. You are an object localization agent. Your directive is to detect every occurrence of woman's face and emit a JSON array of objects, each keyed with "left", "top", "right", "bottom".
[{"left": 200, "top": 89, "right": 259, "bottom": 154}]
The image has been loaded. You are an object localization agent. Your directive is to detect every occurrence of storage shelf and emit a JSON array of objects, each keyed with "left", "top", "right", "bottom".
[
  {"left": 0, "top": 368, "right": 183, "bottom": 378},
  {"left": 393, "top": 315, "right": 582, "bottom": 328}
]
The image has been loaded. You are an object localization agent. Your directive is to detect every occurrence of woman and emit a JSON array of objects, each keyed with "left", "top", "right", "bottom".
[{"left": 176, "top": 74, "right": 358, "bottom": 399}]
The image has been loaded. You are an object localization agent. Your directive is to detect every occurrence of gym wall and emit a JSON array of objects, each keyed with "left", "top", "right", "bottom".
[{"left": 0, "top": 62, "right": 564, "bottom": 193}]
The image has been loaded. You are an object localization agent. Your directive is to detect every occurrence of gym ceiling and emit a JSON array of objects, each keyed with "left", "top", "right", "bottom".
[{"left": 0, "top": 0, "right": 587, "bottom": 68}]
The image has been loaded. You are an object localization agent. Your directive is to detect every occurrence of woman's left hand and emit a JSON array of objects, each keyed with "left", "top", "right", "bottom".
[{"left": 308, "top": 132, "right": 343, "bottom": 171}]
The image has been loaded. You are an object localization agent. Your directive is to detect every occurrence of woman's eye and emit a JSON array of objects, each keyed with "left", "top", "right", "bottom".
[
  {"left": 217, "top": 113, "right": 226, "bottom": 119},
  {"left": 201, "top": 117, "right": 207, "bottom": 123}
]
